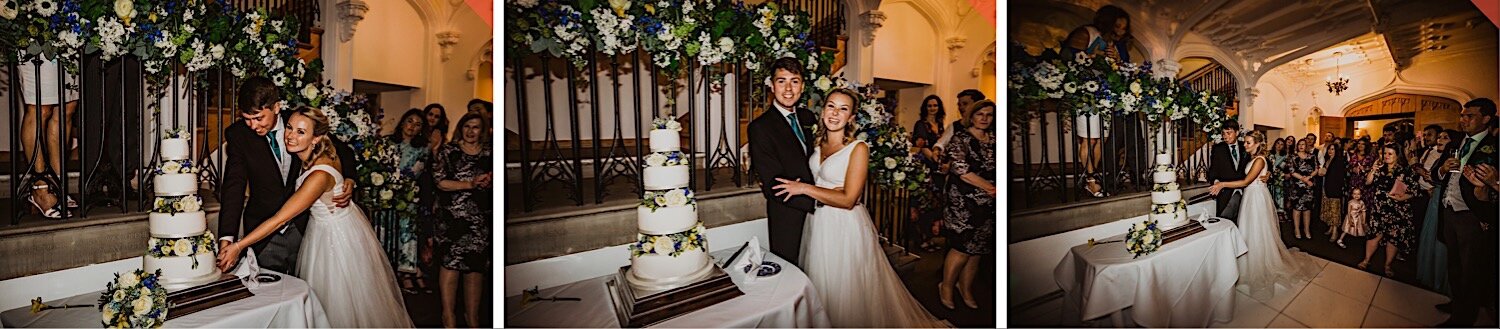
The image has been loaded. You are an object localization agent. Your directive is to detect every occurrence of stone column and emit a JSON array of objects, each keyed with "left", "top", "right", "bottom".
[
  {"left": 320, "top": 0, "right": 368, "bottom": 90},
  {"left": 844, "top": 8, "right": 885, "bottom": 84}
]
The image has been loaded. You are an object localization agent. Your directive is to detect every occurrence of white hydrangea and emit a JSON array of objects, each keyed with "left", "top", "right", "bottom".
[{"left": 33, "top": 0, "right": 57, "bottom": 16}]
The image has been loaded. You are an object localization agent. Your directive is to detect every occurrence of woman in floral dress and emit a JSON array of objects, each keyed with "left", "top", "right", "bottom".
[
  {"left": 436, "top": 113, "right": 494, "bottom": 328},
  {"left": 1359, "top": 143, "right": 1422, "bottom": 277},
  {"left": 939, "top": 101, "right": 996, "bottom": 310},
  {"left": 911, "top": 95, "right": 946, "bottom": 252},
  {"left": 375, "top": 109, "right": 432, "bottom": 293},
  {"left": 1268, "top": 138, "right": 1290, "bottom": 221},
  {"left": 1346, "top": 139, "right": 1373, "bottom": 206},
  {"left": 1287, "top": 138, "right": 1319, "bottom": 239}
]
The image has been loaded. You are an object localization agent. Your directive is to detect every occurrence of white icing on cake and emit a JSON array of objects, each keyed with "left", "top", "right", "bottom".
[
  {"left": 160, "top": 138, "right": 191, "bottom": 160},
  {"left": 153, "top": 173, "right": 198, "bottom": 196},
  {"left": 637, "top": 205, "right": 698, "bottom": 235},
  {"left": 1152, "top": 171, "right": 1177, "bottom": 184},
  {"left": 1151, "top": 189, "right": 1182, "bottom": 204},
  {"left": 642, "top": 165, "right": 690, "bottom": 190},
  {"left": 143, "top": 253, "right": 218, "bottom": 286},
  {"left": 1150, "top": 210, "right": 1190, "bottom": 228},
  {"left": 628, "top": 249, "right": 709, "bottom": 282},
  {"left": 148, "top": 212, "right": 207, "bottom": 238},
  {"left": 649, "top": 129, "right": 680, "bottom": 152}
]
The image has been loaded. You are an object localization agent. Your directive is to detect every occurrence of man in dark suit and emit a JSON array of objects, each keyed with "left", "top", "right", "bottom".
[
  {"left": 749, "top": 57, "right": 818, "bottom": 267},
  {"left": 1207, "top": 121, "right": 1250, "bottom": 221},
  {"left": 215, "top": 77, "right": 359, "bottom": 275},
  {"left": 1437, "top": 98, "right": 1499, "bottom": 327}
]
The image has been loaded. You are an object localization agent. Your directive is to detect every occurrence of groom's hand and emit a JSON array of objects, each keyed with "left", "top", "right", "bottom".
[{"left": 332, "top": 179, "right": 356, "bottom": 208}]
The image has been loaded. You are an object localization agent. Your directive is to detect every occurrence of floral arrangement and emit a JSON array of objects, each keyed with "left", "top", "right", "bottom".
[
  {"left": 644, "top": 151, "right": 688, "bottom": 167},
  {"left": 97, "top": 269, "right": 169, "bottom": 328},
  {"left": 154, "top": 158, "right": 197, "bottom": 175},
  {"left": 628, "top": 224, "right": 707, "bottom": 257},
  {"left": 641, "top": 187, "right": 695, "bottom": 211},
  {"left": 147, "top": 231, "right": 216, "bottom": 268},
  {"left": 819, "top": 79, "right": 931, "bottom": 195},
  {"left": 161, "top": 127, "right": 192, "bottom": 140},
  {"left": 1151, "top": 182, "right": 1179, "bottom": 192},
  {"left": 356, "top": 138, "right": 421, "bottom": 213},
  {"left": 1150, "top": 200, "right": 1187, "bottom": 214},
  {"left": 151, "top": 195, "right": 202, "bottom": 214},
  {"left": 1008, "top": 44, "right": 1229, "bottom": 142},
  {"left": 1124, "top": 220, "right": 1162, "bottom": 258},
  {"left": 651, "top": 116, "right": 682, "bottom": 131}
]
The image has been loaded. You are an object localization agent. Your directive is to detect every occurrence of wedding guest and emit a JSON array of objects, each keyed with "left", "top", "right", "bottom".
[
  {"left": 934, "top": 89, "right": 984, "bottom": 154},
  {"left": 1417, "top": 129, "right": 1460, "bottom": 295},
  {"left": 1063, "top": 5, "right": 1130, "bottom": 197},
  {"left": 436, "top": 113, "right": 494, "bottom": 328},
  {"left": 912, "top": 95, "right": 946, "bottom": 252},
  {"left": 373, "top": 109, "right": 433, "bottom": 293},
  {"left": 1437, "top": 98, "right": 1498, "bottom": 327},
  {"left": 1360, "top": 143, "right": 1422, "bottom": 277},
  {"left": 426, "top": 103, "right": 451, "bottom": 154},
  {"left": 1288, "top": 138, "right": 1318, "bottom": 239},
  {"left": 939, "top": 100, "right": 996, "bottom": 310},
  {"left": 1269, "top": 138, "right": 1291, "bottom": 221},
  {"left": 466, "top": 99, "right": 493, "bottom": 140},
  {"left": 1421, "top": 124, "right": 1442, "bottom": 155},
  {"left": 1337, "top": 188, "right": 1368, "bottom": 248},
  {"left": 1348, "top": 138, "right": 1374, "bottom": 204},
  {"left": 1318, "top": 140, "right": 1348, "bottom": 241},
  {"left": 18, "top": 57, "right": 81, "bottom": 218}
]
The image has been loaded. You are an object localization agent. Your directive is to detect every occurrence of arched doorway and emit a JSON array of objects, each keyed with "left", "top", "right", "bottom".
[{"left": 1331, "top": 92, "right": 1462, "bottom": 140}]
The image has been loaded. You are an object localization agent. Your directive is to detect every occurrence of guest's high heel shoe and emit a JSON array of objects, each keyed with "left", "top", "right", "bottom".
[
  {"left": 937, "top": 282, "right": 956, "bottom": 310},
  {"left": 957, "top": 284, "right": 979, "bottom": 309}
]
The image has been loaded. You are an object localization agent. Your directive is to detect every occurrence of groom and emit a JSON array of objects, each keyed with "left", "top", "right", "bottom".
[
  {"left": 1208, "top": 121, "right": 1251, "bottom": 222},
  {"left": 216, "top": 77, "right": 359, "bottom": 275},
  {"left": 749, "top": 57, "right": 818, "bottom": 267}
]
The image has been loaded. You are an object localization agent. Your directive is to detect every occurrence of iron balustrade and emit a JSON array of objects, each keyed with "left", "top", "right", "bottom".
[{"left": 4, "top": 55, "right": 243, "bottom": 225}]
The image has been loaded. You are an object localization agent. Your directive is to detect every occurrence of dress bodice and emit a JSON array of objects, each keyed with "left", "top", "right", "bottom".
[
  {"left": 1247, "top": 156, "right": 1269, "bottom": 185},
  {"left": 809, "top": 141, "right": 865, "bottom": 189},
  {"left": 297, "top": 164, "right": 351, "bottom": 219}
]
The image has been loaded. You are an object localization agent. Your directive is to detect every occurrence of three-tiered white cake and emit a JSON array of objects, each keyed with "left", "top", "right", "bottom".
[
  {"left": 142, "top": 133, "right": 218, "bottom": 290},
  {"left": 1149, "top": 154, "right": 1189, "bottom": 228},
  {"left": 626, "top": 119, "right": 712, "bottom": 291}
]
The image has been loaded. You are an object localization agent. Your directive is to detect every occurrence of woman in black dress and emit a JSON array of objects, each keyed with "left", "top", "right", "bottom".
[
  {"left": 1318, "top": 139, "right": 1348, "bottom": 241},
  {"left": 939, "top": 100, "right": 996, "bottom": 310},
  {"left": 1359, "top": 143, "right": 1422, "bottom": 277},
  {"left": 1287, "top": 138, "right": 1319, "bottom": 239},
  {"left": 912, "top": 95, "right": 946, "bottom": 251},
  {"left": 435, "top": 113, "right": 494, "bottom": 327}
]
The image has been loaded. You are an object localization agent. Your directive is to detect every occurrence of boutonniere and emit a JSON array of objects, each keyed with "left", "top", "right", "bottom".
[
  {"left": 807, "top": 123, "right": 819, "bottom": 136},
  {"left": 1481, "top": 145, "right": 1495, "bottom": 154}
]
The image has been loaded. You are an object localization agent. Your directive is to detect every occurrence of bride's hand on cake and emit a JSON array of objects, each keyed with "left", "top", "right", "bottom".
[
  {"left": 216, "top": 242, "right": 245, "bottom": 272},
  {"left": 772, "top": 178, "right": 809, "bottom": 202}
]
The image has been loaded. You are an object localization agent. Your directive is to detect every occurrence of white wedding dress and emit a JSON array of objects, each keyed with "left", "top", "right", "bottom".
[
  {"left": 800, "top": 141, "right": 946, "bottom": 328},
  {"left": 1236, "top": 156, "right": 1322, "bottom": 300},
  {"left": 295, "top": 165, "right": 414, "bottom": 328}
]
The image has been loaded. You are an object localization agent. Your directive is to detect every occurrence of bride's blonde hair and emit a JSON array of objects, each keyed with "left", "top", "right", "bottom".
[{"left": 1245, "top": 130, "right": 1269, "bottom": 157}]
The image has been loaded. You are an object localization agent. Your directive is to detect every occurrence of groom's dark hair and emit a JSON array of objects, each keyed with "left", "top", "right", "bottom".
[
  {"left": 237, "top": 77, "right": 281, "bottom": 115},
  {"left": 770, "top": 57, "right": 805, "bottom": 79}
]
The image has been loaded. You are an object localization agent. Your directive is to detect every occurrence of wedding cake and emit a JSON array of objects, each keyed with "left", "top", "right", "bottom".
[
  {"left": 142, "top": 133, "right": 218, "bottom": 290},
  {"left": 626, "top": 118, "right": 712, "bottom": 291},
  {"left": 1149, "top": 154, "right": 1189, "bottom": 228}
]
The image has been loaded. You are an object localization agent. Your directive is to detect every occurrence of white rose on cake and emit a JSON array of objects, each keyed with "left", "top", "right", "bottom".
[
  {"left": 645, "top": 153, "right": 667, "bottom": 167},
  {"left": 173, "top": 240, "right": 191, "bottom": 255},
  {"left": 652, "top": 236, "right": 675, "bottom": 255},
  {"left": 160, "top": 161, "right": 182, "bottom": 174},
  {"left": 665, "top": 189, "right": 688, "bottom": 206}
]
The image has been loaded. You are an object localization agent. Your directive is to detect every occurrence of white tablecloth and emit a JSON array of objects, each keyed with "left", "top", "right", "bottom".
[
  {"left": 1, "top": 271, "right": 329, "bottom": 328},
  {"left": 1054, "top": 219, "right": 1248, "bottom": 328},
  {"left": 505, "top": 248, "right": 830, "bottom": 328}
]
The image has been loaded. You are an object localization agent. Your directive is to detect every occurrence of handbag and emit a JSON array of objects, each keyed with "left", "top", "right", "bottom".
[{"left": 1218, "top": 190, "right": 1243, "bottom": 218}]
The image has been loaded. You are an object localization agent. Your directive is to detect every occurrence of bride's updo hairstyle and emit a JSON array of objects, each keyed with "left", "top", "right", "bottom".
[
  {"left": 289, "top": 106, "right": 339, "bottom": 170},
  {"left": 1245, "top": 130, "right": 1269, "bottom": 157},
  {"left": 814, "top": 88, "right": 862, "bottom": 146}
]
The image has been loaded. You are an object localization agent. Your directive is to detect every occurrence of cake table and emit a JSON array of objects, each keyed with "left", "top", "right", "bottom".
[{"left": 1, "top": 270, "right": 328, "bottom": 328}]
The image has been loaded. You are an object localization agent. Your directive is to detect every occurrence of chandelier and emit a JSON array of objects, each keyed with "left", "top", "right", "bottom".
[{"left": 1326, "top": 51, "right": 1350, "bottom": 95}]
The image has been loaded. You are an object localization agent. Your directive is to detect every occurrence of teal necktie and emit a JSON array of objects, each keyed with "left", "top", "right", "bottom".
[
  {"left": 787, "top": 112, "right": 806, "bottom": 148},
  {"left": 268, "top": 132, "right": 282, "bottom": 163},
  {"left": 1457, "top": 138, "right": 1473, "bottom": 165}
]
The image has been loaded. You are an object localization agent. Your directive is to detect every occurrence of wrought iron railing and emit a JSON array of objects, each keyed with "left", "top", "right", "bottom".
[
  {"left": 1008, "top": 100, "right": 1215, "bottom": 210},
  {"left": 4, "top": 55, "right": 244, "bottom": 225}
]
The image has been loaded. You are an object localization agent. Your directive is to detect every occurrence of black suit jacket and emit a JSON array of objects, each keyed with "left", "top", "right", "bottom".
[
  {"left": 1209, "top": 141, "right": 1251, "bottom": 184},
  {"left": 217, "top": 112, "right": 357, "bottom": 251},
  {"left": 1458, "top": 132, "right": 1498, "bottom": 225},
  {"left": 749, "top": 106, "right": 818, "bottom": 214}
]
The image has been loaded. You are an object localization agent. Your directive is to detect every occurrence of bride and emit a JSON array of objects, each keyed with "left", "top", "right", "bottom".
[
  {"left": 772, "top": 88, "right": 945, "bottom": 328},
  {"left": 1209, "top": 130, "right": 1321, "bottom": 300},
  {"left": 215, "top": 106, "right": 413, "bottom": 327}
]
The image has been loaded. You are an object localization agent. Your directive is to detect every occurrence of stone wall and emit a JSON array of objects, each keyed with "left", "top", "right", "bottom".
[{"left": 0, "top": 206, "right": 220, "bottom": 281}]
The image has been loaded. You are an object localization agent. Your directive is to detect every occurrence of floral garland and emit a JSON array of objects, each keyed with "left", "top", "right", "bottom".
[
  {"left": 1151, "top": 182, "right": 1179, "bottom": 192},
  {"left": 146, "top": 231, "right": 216, "bottom": 268},
  {"left": 644, "top": 150, "right": 687, "bottom": 167},
  {"left": 1008, "top": 44, "right": 1230, "bottom": 143},
  {"left": 151, "top": 195, "right": 202, "bottom": 214},
  {"left": 153, "top": 158, "right": 197, "bottom": 175},
  {"left": 1150, "top": 200, "right": 1187, "bottom": 214},
  {"left": 1124, "top": 220, "right": 1162, "bottom": 259},
  {"left": 628, "top": 223, "right": 707, "bottom": 258},
  {"left": 161, "top": 126, "right": 191, "bottom": 140},
  {"left": 641, "top": 187, "right": 695, "bottom": 211},
  {"left": 97, "top": 269, "right": 168, "bottom": 328}
]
